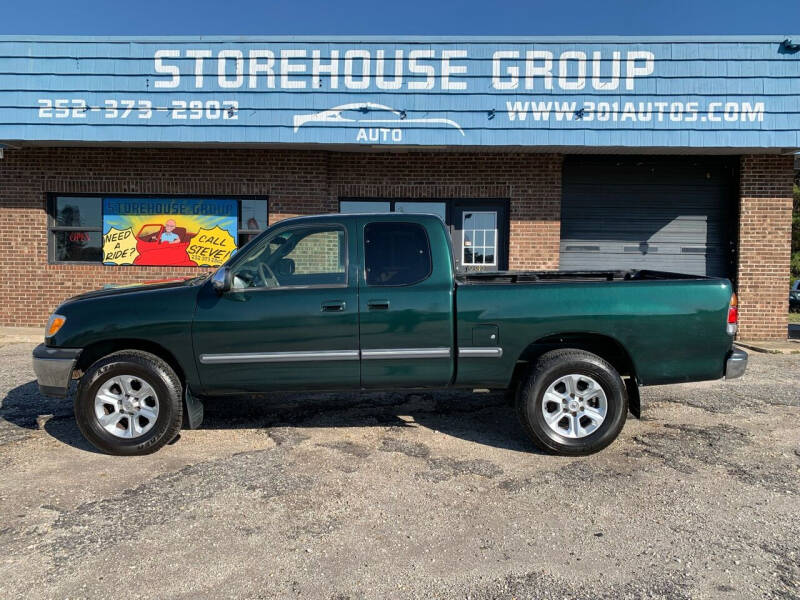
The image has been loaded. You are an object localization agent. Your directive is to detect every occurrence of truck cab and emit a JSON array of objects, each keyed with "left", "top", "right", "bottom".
[{"left": 193, "top": 213, "right": 456, "bottom": 392}]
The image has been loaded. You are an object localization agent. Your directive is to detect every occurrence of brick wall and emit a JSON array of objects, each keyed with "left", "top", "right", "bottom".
[
  {"left": 736, "top": 154, "right": 794, "bottom": 340},
  {"left": 0, "top": 147, "right": 562, "bottom": 326}
]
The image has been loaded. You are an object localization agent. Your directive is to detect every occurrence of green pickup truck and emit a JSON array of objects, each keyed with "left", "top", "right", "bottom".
[{"left": 33, "top": 213, "right": 746, "bottom": 456}]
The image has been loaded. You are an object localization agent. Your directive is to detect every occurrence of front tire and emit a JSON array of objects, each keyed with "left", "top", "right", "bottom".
[
  {"left": 516, "top": 349, "right": 627, "bottom": 455},
  {"left": 75, "top": 350, "right": 183, "bottom": 455}
]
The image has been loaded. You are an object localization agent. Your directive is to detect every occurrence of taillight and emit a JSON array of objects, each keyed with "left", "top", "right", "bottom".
[{"left": 727, "top": 293, "right": 738, "bottom": 335}]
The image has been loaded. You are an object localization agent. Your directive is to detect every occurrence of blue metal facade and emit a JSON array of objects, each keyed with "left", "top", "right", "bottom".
[{"left": 0, "top": 35, "right": 798, "bottom": 148}]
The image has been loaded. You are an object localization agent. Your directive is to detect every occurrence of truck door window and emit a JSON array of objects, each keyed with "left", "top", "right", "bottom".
[
  {"left": 231, "top": 226, "right": 347, "bottom": 289},
  {"left": 364, "top": 222, "right": 432, "bottom": 286}
]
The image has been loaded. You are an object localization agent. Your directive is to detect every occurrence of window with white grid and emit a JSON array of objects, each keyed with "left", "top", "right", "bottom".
[{"left": 461, "top": 211, "right": 497, "bottom": 266}]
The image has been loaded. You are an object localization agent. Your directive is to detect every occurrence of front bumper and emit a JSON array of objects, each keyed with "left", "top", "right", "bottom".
[
  {"left": 32, "top": 344, "right": 81, "bottom": 397},
  {"left": 724, "top": 347, "right": 748, "bottom": 380}
]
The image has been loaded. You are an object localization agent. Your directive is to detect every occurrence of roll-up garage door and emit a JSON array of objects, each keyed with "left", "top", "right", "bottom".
[{"left": 559, "top": 156, "right": 738, "bottom": 278}]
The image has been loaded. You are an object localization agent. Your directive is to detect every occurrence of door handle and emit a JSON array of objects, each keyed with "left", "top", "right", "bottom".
[
  {"left": 321, "top": 301, "right": 346, "bottom": 312},
  {"left": 367, "top": 299, "right": 390, "bottom": 310}
]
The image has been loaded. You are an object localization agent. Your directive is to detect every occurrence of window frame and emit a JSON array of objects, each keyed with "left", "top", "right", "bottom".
[
  {"left": 46, "top": 193, "right": 268, "bottom": 265},
  {"left": 460, "top": 210, "right": 498, "bottom": 267},
  {"left": 47, "top": 196, "right": 104, "bottom": 265},
  {"left": 363, "top": 221, "right": 433, "bottom": 288},
  {"left": 228, "top": 223, "right": 350, "bottom": 292}
]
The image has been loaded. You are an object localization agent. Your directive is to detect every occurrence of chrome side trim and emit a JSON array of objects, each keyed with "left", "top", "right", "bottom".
[
  {"left": 361, "top": 347, "right": 452, "bottom": 360},
  {"left": 199, "top": 350, "right": 359, "bottom": 364},
  {"left": 458, "top": 347, "right": 504, "bottom": 358},
  {"left": 200, "top": 347, "right": 454, "bottom": 364}
]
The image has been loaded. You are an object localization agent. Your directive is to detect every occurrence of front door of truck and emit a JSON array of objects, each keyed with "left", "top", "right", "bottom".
[
  {"left": 357, "top": 217, "right": 455, "bottom": 388},
  {"left": 192, "top": 221, "right": 359, "bottom": 393}
]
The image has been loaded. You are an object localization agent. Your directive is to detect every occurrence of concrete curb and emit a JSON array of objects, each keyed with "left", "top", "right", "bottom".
[{"left": 735, "top": 340, "right": 800, "bottom": 355}]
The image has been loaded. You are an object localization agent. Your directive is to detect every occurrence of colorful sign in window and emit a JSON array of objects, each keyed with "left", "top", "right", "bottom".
[{"left": 102, "top": 197, "right": 238, "bottom": 267}]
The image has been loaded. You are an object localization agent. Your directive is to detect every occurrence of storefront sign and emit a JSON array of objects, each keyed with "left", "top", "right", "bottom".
[
  {"left": 0, "top": 36, "right": 798, "bottom": 148},
  {"left": 102, "top": 198, "right": 237, "bottom": 267}
]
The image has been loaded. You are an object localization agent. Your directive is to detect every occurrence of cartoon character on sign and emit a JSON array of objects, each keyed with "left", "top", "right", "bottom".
[
  {"left": 133, "top": 222, "right": 197, "bottom": 266},
  {"left": 159, "top": 219, "right": 180, "bottom": 243}
]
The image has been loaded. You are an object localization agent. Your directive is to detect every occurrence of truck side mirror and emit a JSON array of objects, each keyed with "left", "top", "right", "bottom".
[{"left": 211, "top": 266, "right": 232, "bottom": 294}]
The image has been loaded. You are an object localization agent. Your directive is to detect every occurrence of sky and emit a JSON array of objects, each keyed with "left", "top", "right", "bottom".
[{"left": 0, "top": 0, "right": 797, "bottom": 36}]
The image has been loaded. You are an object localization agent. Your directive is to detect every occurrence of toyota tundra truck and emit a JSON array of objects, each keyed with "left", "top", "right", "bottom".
[{"left": 33, "top": 213, "right": 747, "bottom": 456}]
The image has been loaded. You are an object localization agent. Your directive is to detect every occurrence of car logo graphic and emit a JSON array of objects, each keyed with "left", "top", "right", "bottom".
[{"left": 293, "top": 102, "right": 465, "bottom": 136}]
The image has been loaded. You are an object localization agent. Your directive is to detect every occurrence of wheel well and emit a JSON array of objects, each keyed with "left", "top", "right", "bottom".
[
  {"left": 74, "top": 339, "right": 186, "bottom": 384},
  {"left": 509, "top": 333, "right": 638, "bottom": 392}
]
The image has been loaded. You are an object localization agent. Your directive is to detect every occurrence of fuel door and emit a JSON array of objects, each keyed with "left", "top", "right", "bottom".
[{"left": 472, "top": 325, "right": 499, "bottom": 347}]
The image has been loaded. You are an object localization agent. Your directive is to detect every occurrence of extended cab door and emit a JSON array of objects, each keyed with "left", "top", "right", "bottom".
[
  {"left": 192, "top": 218, "right": 359, "bottom": 393},
  {"left": 357, "top": 215, "right": 455, "bottom": 388}
]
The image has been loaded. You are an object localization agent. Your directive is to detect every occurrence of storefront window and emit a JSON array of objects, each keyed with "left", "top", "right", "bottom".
[
  {"left": 48, "top": 196, "right": 103, "bottom": 263},
  {"left": 53, "top": 230, "right": 103, "bottom": 262},
  {"left": 339, "top": 200, "right": 391, "bottom": 213},
  {"left": 461, "top": 211, "right": 497, "bottom": 266},
  {"left": 238, "top": 199, "right": 269, "bottom": 246},
  {"left": 48, "top": 196, "right": 268, "bottom": 265},
  {"left": 395, "top": 201, "right": 446, "bottom": 223},
  {"left": 339, "top": 199, "right": 447, "bottom": 221},
  {"left": 54, "top": 196, "right": 103, "bottom": 228}
]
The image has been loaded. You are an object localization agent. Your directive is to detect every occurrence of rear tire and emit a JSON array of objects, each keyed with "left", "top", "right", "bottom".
[
  {"left": 516, "top": 349, "right": 627, "bottom": 455},
  {"left": 75, "top": 350, "right": 183, "bottom": 456}
]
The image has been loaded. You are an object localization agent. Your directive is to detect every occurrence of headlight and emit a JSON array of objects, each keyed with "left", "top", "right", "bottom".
[{"left": 45, "top": 313, "right": 66, "bottom": 338}]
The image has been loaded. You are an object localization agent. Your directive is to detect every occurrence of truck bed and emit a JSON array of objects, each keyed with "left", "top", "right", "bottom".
[{"left": 453, "top": 268, "right": 733, "bottom": 389}]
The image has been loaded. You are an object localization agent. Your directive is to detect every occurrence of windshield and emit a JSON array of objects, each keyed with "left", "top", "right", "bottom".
[{"left": 137, "top": 224, "right": 162, "bottom": 239}]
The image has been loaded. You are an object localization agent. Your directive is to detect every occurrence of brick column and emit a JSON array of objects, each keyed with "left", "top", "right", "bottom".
[{"left": 736, "top": 155, "right": 794, "bottom": 340}]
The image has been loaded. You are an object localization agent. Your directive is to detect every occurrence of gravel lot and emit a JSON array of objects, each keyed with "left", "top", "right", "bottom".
[{"left": 1, "top": 341, "right": 798, "bottom": 600}]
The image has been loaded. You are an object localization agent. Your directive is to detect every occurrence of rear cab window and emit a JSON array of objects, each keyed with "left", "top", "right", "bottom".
[{"left": 364, "top": 222, "right": 432, "bottom": 286}]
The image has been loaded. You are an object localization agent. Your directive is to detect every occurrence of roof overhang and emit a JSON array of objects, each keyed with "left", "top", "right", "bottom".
[{"left": 0, "top": 139, "right": 796, "bottom": 156}]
